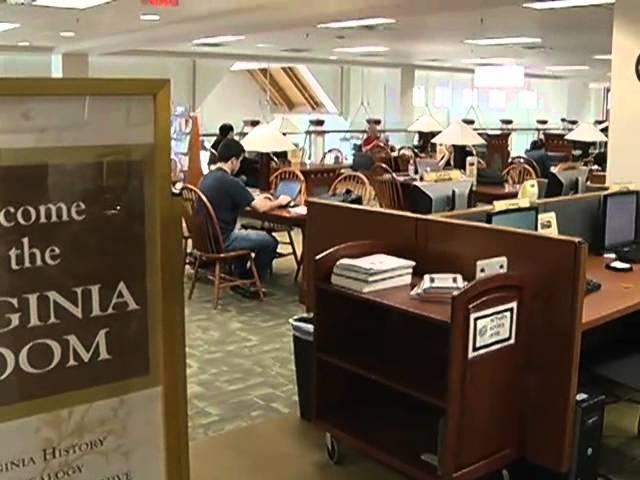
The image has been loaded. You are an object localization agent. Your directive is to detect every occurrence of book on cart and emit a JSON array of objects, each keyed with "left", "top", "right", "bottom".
[{"left": 331, "top": 254, "right": 415, "bottom": 293}]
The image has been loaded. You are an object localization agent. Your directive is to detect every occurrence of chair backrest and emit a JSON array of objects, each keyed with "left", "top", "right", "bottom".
[
  {"left": 369, "top": 163, "right": 405, "bottom": 210},
  {"left": 510, "top": 156, "right": 541, "bottom": 178},
  {"left": 270, "top": 167, "right": 308, "bottom": 203},
  {"left": 181, "top": 184, "right": 225, "bottom": 256},
  {"left": 321, "top": 148, "right": 346, "bottom": 165},
  {"left": 502, "top": 163, "right": 537, "bottom": 186},
  {"left": 330, "top": 172, "right": 377, "bottom": 206},
  {"left": 368, "top": 143, "right": 394, "bottom": 169}
]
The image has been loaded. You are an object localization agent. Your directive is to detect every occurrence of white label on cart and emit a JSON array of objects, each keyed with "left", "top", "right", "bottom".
[{"left": 468, "top": 301, "right": 517, "bottom": 359}]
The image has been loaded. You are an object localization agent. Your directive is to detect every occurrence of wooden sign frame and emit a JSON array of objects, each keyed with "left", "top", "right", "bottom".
[{"left": 0, "top": 78, "right": 189, "bottom": 479}]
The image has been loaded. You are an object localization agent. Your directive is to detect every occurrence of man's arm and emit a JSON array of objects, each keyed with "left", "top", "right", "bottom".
[{"left": 250, "top": 194, "right": 291, "bottom": 213}]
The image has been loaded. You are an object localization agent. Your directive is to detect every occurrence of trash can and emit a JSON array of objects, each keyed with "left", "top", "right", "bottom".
[{"left": 289, "top": 314, "right": 314, "bottom": 421}]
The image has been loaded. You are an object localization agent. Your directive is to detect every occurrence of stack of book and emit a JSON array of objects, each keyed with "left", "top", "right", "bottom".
[{"left": 331, "top": 254, "right": 416, "bottom": 293}]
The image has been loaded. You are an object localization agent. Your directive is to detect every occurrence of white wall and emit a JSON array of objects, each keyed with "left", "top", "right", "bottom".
[
  {"left": 90, "top": 56, "right": 194, "bottom": 107},
  {"left": 0, "top": 54, "right": 51, "bottom": 76}
]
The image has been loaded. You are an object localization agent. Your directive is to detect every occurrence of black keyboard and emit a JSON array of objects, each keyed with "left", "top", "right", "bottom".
[
  {"left": 585, "top": 278, "right": 602, "bottom": 295},
  {"left": 615, "top": 244, "right": 640, "bottom": 264}
]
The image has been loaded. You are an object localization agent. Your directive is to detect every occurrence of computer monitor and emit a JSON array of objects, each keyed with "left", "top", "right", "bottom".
[
  {"left": 602, "top": 191, "right": 638, "bottom": 250},
  {"left": 409, "top": 180, "right": 473, "bottom": 214},
  {"left": 487, "top": 207, "right": 539, "bottom": 232},
  {"left": 274, "top": 179, "right": 302, "bottom": 200},
  {"left": 352, "top": 152, "right": 374, "bottom": 172},
  {"left": 547, "top": 168, "right": 589, "bottom": 198}
]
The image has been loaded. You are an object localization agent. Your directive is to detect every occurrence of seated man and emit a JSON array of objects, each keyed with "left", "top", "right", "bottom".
[
  {"left": 200, "top": 138, "right": 292, "bottom": 283},
  {"left": 525, "top": 139, "right": 553, "bottom": 179}
]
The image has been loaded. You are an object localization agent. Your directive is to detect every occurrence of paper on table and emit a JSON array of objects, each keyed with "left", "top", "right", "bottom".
[{"left": 289, "top": 205, "right": 307, "bottom": 215}]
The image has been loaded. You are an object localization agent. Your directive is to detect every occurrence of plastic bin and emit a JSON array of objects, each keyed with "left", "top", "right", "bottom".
[{"left": 289, "top": 314, "right": 314, "bottom": 420}]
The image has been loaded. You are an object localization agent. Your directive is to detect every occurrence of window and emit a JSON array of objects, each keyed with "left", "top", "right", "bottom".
[
  {"left": 462, "top": 88, "right": 479, "bottom": 108},
  {"left": 412, "top": 85, "right": 426, "bottom": 108},
  {"left": 488, "top": 89, "right": 507, "bottom": 110},
  {"left": 519, "top": 90, "right": 538, "bottom": 109},
  {"left": 434, "top": 86, "right": 452, "bottom": 108}
]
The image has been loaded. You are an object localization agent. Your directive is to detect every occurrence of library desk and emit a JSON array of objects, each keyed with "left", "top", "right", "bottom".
[
  {"left": 583, "top": 255, "right": 640, "bottom": 331},
  {"left": 473, "top": 183, "right": 520, "bottom": 204},
  {"left": 241, "top": 206, "right": 307, "bottom": 229}
]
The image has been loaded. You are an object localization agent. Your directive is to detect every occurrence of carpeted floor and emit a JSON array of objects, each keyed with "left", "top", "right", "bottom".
[{"left": 185, "top": 241, "right": 304, "bottom": 441}]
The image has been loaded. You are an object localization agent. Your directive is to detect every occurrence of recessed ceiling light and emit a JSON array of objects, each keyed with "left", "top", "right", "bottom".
[
  {"left": 140, "top": 13, "right": 160, "bottom": 22},
  {"left": 460, "top": 57, "right": 516, "bottom": 65},
  {"left": 59, "top": 31, "right": 76, "bottom": 38},
  {"left": 464, "top": 36, "right": 542, "bottom": 46},
  {"left": 328, "top": 56, "right": 338, "bottom": 60},
  {"left": 546, "top": 65, "right": 590, "bottom": 71},
  {"left": 317, "top": 17, "right": 396, "bottom": 29},
  {"left": 33, "top": 0, "right": 113, "bottom": 9},
  {"left": 332, "top": 45, "right": 389, "bottom": 53},
  {"left": 256, "top": 43, "right": 274, "bottom": 48},
  {"left": 0, "top": 22, "right": 20, "bottom": 33},
  {"left": 192, "top": 35, "right": 245, "bottom": 45},
  {"left": 593, "top": 54, "right": 612, "bottom": 60},
  {"left": 523, "top": 0, "right": 615, "bottom": 10},
  {"left": 17, "top": 41, "right": 30, "bottom": 47}
]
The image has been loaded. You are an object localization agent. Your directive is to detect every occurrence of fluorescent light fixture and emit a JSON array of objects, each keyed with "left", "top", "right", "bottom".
[
  {"left": 523, "top": 0, "right": 615, "bottom": 10},
  {"left": 474, "top": 65, "right": 525, "bottom": 88},
  {"left": 546, "top": 65, "right": 590, "bottom": 71},
  {"left": 33, "top": 0, "right": 113, "bottom": 9},
  {"left": 140, "top": 13, "right": 160, "bottom": 22},
  {"left": 464, "top": 36, "right": 542, "bottom": 46},
  {"left": 17, "top": 41, "right": 30, "bottom": 47},
  {"left": 593, "top": 54, "right": 612, "bottom": 60},
  {"left": 317, "top": 17, "right": 396, "bottom": 29},
  {"left": 255, "top": 43, "right": 274, "bottom": 48},
  {"left": 193, "top": 35, "right": 246, "bottom": 45},
  {"left": 0, "top": 22, "right": 20, "bottom": 33},
  {"left": 328, "top": 55, "right": 338, "bottom": 60},
  {"left": 333, "top": 45, "right": 389, "bottom": 53},
  {"left": 59, "top": 31, "right": 76, "bottom": 38},
  {"left": 461, "top": 57, "right": 515, "bottom": 65}
]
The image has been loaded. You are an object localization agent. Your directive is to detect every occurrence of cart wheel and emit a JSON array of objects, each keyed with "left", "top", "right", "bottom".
[{"left": 325, "top": 433, "right": 341, "bottom": 465}]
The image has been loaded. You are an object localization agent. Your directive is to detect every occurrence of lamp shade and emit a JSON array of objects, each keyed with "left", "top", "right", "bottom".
[
  {"left": 241, "top": 123, "right": 297, "bottom": 152},
  {"left": 430, "top": 121, "right": 486, "bottom": 146},
  {"left": 268, "top": 115, "right": 303, "bottom": 134},
  {"left": 565, "top": 123, "right": 608, "bottom": 143},
  {"left": 408, "top": 114, "right": 442, "bottom": 133}
]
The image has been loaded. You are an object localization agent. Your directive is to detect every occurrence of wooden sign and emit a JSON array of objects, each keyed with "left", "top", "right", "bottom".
[
  {"left": 0, "top": 79, "right": 188, "bottom": 480},
  {"left": 468, "top": 302, "right": 518, "bottom": 359},
  {"left": 422, "top": 169, "right": 464, "bottom": 183}
]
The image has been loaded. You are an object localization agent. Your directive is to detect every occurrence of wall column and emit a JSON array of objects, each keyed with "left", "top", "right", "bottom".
[
  {"left": 399, "top": 66, "right": 416, "bottom": 144},
  {"left": 608, "top": 0, "right": 640, "bottom": 183},
  {"left": 51, "top": 53, "right": 89, "bottom": 78}
]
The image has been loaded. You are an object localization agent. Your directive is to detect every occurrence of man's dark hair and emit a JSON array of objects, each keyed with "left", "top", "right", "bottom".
[
  {"left": 529, "top": 139, "right": 545, "bottom": 151},
  {"left": 218, "top": 123, "right": 234, "bottom": 138},
  {"left": 217, "top": 138, "right": 245, "bottom": 163}
]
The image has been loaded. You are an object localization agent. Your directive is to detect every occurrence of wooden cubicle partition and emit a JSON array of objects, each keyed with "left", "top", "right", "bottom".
[
  {"left": 543, "top": 132, "right": 573, "bottom": 156},
  {"left": 480, "top": 132, "right": 511, "bottom": 171},
  {"left": 304, "top": 199, "right": 588, "bottom": 474}
]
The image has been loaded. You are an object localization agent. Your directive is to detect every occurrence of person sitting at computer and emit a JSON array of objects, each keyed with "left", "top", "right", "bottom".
[
  {"left": 525, "top": 139, "right": 553, "bottom": 179},
  {"left": 361, "top": 119, "right": 389, "bottom": 153},
  {"left": 200, "top": 139, "right": 292, "bottom": 284}
]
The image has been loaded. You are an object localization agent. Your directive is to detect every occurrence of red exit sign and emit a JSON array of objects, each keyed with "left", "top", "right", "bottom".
[{"left": 142, "top": 0, "right": 179, "bottom": 6}]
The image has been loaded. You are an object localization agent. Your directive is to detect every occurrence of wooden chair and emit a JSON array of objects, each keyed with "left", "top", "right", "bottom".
[
  {"left": 181, "top": 185, "right": 263, "bottom": 309},
  {"left": 369, "top": 163, "right": 405, "bottom": 210},
  {"left": 330, "top": 172, "right": 377, "bottom": 206},
  {"left": 396, "top": 146, "right": 419, "bottom": 172},
  {"left": 321, "top": 148, "right": 346, "bottom": 165},
  {"left": 502, "top": 163, "right": 537, "bottom": 186},
  {"left": 510, "top": 156, "right": 542, "bottom": 178}
]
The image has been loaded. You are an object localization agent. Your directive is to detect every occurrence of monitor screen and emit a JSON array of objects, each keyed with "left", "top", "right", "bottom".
[
  {"left": 604, "top": 192, "right": 638, "bottom": 249},
  {"left": 274, "top": 179, "right": 302, "bottom": 200},
  {"left": 488, "top": 208, "right": 538, "bottom": 232}
]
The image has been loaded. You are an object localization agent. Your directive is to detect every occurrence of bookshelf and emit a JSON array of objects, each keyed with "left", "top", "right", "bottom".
[{"left": 312, "top": 241, "right": 529, "bottom": 479}]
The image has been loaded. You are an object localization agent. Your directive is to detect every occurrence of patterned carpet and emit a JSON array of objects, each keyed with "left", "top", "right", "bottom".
[{"left": 185, "top": 244, "right": 304, "bottom": 442}]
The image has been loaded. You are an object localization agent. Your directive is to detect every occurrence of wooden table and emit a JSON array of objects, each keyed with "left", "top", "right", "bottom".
[
  {"left": 583, "top": 255, "right": 640, "bottom": 330},
  {"left": 473, "top": 183, "right": 520, "bottom": 204},
  {"left": 241, "top": 206, "right": 307, "bottom": 229},
  {"left": 258, "top": 158, "right": 347, "bottom": 195}
]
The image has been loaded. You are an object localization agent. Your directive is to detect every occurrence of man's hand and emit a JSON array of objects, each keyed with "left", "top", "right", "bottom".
[
  {"left": 257, "top": 193, "right": 274, "bottom": 201},
  {"left": 277, "top": 195, "right": 292, "bottom": 207}
]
